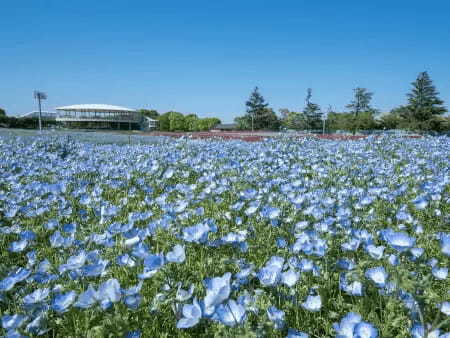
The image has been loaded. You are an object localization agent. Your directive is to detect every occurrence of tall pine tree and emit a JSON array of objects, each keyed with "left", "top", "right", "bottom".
[
  {"left": 407, "top": 71, "right": 446, "bottom": 122},
  {"left": 243, "top": 87, "right": 278, "bottom": 130},
  {"left": 346, "top": 87, "right": 375, "bottom": 116},
  {"left": 303, "top": 88, "right": 322, "bottom": 130}
]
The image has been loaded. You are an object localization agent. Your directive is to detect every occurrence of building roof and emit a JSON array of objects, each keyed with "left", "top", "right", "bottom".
[
  {"left": 55, "top": 104, "right": 136, "bottom": 113},
  {"left": 20, "top": 111, "right": 57, "bottom": 118}
]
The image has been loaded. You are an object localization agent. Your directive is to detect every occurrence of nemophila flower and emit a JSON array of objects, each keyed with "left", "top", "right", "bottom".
[
  {"left": 51, "top": 291, "right": 77, "bottom": 313},
  {"left": 342, "top": 238, "right": 361, "bottom": 252},
  {"left": 281, "top": 269, "right": 300, "bottom": 287},
  {"left": 117, "top": 254, "right": 136, "bottom": 267},
  {"left": 440, "top": 302, "right": 450, "bottom": 316},
  {"left": 431, "top": 266, "right": 448, "bottom": 280},
  {"left": 382, "top": 229, "right": 416, "bottom": 252},
  {"left": 286, "top": 328, "right": 309, "bottom": 338},
  {"left": 23, "top": 288, "right": 50, "bottom": 305},
  {"left": 410, "top": 247, "right": 424, "bottom": 259},
  {"left": 340, "top": 273, "right": 364, "bottom": 296},
  {"left": 0, "top": 268, "right": 31, "bottom": 292},
  {"left": 74, "top": 285, "right": 98, "bottom": 309},
  {"left": 412, "top": 196, "right": 428, "bottom": 210},
  {"left": 333, "top": 312, "right": 379, "bottom": 338},
  {"left": 125, "top": 331, "right": 141, "bottom": 338},
  {"left": 59, "top": 251, "right": 87, "bottom": 274},
  {"left": 144, "top": 253, "right": 165, "bottom": 271},
  {"left": 176, "top": 284, "right": 194, "bottom": 302},
  {"left": 131, "top": 242, "right": 151, "bottom": 259},
  {"left": 81, "top": 260, "right": 108, "bottom": 277},
  {"left": 97, "top": 278, "right": 121, "bottom": 310},
  {"left": 2, "top": 314, "right": 27, "bottom": 331},
  {"left": 365, "top": 245, "right": 384, "bottom": 260},
  {"left": 24, "top": 313, "right": 48, "bottom": 336},
  {"left": 62, "top": 223, "right": 77, "bottom": 234},
  {"left": 365, "top": 266, "right": 388, "bottom": 288},
  {"left": 336, "top": 258, "right": 356, "bottom": 271},
  {"left": 182, "top": 223, "right": 210, "bottom": 243},
  {"left": 9, "top": 239, "right": 28, "bottom": 253},
  {"left": 163, "top": 168, "right": 174, "bottom": 179},
  {"left": 354, "top": 321, "right": 379, "bottom": 338},
  {"left": 257, "top": 257, "right": 284, "bottom": 287},
  {"left": 203, "top": 273, "right": 231, "bottom": 316},
  {"left": 166, "top": 244, "right": 186, "bottom": 263},
  {"left": 301, "top": 294, "right": 322, "bottom": 312},
  {"left": 267, "top": 306, "right": 285, "bottom": 329},
  {"left": 440, "top": 233, "right": 450, "bottom": 257},
  {"left": 177, "top": 297, "right": 202, "bottom": 329},
  {"left": 215, "top": 299, "right": 246, "bottom": 327}
]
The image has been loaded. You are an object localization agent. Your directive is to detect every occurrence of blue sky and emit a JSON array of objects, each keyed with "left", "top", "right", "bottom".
[{"left": 1, "top": 1, "right": 449, "bottom": 122}]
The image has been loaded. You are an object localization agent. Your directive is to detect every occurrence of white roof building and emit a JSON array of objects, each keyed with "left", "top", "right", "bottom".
[{"left": 55, "top": 104, "right": 136, "bottom": 113}]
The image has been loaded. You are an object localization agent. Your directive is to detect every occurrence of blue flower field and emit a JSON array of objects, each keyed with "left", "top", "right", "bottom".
[{"left": 0, "top": 133, "right": 449, "bottom": 337}]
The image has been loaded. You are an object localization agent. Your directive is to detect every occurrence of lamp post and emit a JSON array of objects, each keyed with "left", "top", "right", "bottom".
[{"left": 33, "top": 91, "right": 47, "bottom": 132}]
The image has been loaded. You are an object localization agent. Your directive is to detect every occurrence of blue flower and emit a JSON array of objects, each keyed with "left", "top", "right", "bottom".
[
  {"left": 97, "top": 278, "right": 121, "bottom": 310},
  {"left": 215, "top": 299, "right": 246, "bottom": 326},
  {"left": 257, "top": 256, "right": 284, "bottom": 287},
  {"left": 2, "top": 314, "right": 27, "bottom": 330},
  {"left": 267, "top": 306, "right": 285, "bottom": 329},
  {"left": 281, "top": 269, "right": 300, "bottom": 287},
  {"left": 354, "top": 321, "right": 378, "bottom": 338},
  {"left": 51, "top": 291, "right": 77, "bottom": 313},
  {"left": 286, "top": 328, "right": 309, "bottom": 338},
  {"left": 203, "top": 273, "right": 231, "bottom": 315},
  {"left": 23, "top": 288, "right": 50, "bottom": 305},
  {"left": 301, "top": 294, "right": 321, "bottom": 312},
  {"left": 117, "top": 254, "right": 136, "bottom": 267},
  {"left": 125, "top": 331, "right": 141, "bottom": 338},
  {"left": 365, "top": 266, "right": 388, "bottom": 288},
  {"left": 182, "top": 223, "right": 210, "bottom": 243},
  {"left": 74, "top": 285, "right": 98, "bottom": 309},
  {"left": 439, "top": 301, "right": 450, "bottom": 316},
  {"left": 166, "top": 244, "right": 186, "bottom": 263},
  {"left": 431, "top": 266, "right": 448, "bottom": 280},
  {"left": 9, "top": 239, "right": 28, "bottom": 253},
  {"left": 176, "top": 297, "right": 202, "bottom": 328},
  {"left": 382, "top": 229, "right": 415, "bottom": 252},
  {"left": 365, "top": 245, "right": 384, "bottom": 260}
]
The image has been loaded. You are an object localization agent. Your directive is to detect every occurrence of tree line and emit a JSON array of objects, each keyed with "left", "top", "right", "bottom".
[
  {"left": 138, "top": 110, "right": 221, "bottom": 132},
  {"left": 0, "top": 72, "right": 448, "bottom": 132},
  {"left": 234, "top": 71, "right": 449, "bottom": 132}
]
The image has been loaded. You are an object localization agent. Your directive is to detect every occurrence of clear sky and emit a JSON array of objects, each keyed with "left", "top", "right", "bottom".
[{"left": 1, "top": 1, "right": 449, "bottom": 122}]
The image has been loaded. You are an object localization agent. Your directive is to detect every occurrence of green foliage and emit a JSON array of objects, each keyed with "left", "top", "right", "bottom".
[
  {"left": 234, "top": 87, "right": 280, "bottom": 130},
  {"left": 157, "top": 112, "right": 221, "bottom": 132},
  {"left": 279, "top": 109, "right": 307, "bottom": 130},
  {"left": 327, "top": 111, "right": 378, "bottom": 132},
  {"left": 167, "top": 111, "right": 186, "bottom": 131},
  {"left": 138, "top": 109, "right": 159, "bottom": 119},
  {"left": 346, "top": 88, "right": 377, "bottom": 116},
  {"left": 184, "top": 114, "right": 199, "bottom": 131},
  {"left": 0, "top": 107, "right": 5, "bottom": 116},
  {"left": 303, "top": 88, "right": 322, "bottom": 130},
  {"left": 406, "top": 72, "right": 447, "bottom": 122}
]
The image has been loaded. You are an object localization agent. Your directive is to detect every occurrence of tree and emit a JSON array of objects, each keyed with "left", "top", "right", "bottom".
[
  {"left": 157, "top": 112, "right": 171, "bottom": 131},
  {"left": 138, "top": 109, "right": 159, "bottom": 119},
  {"left": 184, "top": 114, "right": 200, "bottom": 131},
  {"left": 346, "top": 87, "right": 376, "bottom": 116},
  {"left": 245, "top": 87, "right": 269, "bottom": 130},
  {"left": 406, "top": 71, "right": 446, "bottom": 122},
  {"left": 303, "top": 88, "right": 322, "bottom": 130},
  {"left": 166, "top": 111, "right": 185, "bottom": 131},
  {"left": 280, "top": 109, "right": 306, "bottom": 130},
  {"left": 0, "top": 108, "right": 5, "bottom": 116}
]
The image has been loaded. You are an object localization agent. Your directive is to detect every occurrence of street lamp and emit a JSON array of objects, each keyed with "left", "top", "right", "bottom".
[{"left": 33, "top": 91, "right": 47, "bottom": 132}]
